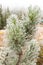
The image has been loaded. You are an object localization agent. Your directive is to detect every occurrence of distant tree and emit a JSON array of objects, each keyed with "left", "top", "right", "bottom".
[
  {"left": 5, "top": 7, "right": 11, "bottom": 19},
  {"left": 0, "top": 5, "right": 3, "bottom": 29},
  {"left": 0, "top": 5, "right": 11, "bottom": 29},
  {"left": 3, "top": 8, "right": 11, "bottom": 28}
]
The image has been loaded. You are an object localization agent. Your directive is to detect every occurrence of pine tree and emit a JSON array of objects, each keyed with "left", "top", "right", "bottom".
[{"left": 0, "top": 6, "right": 40, "bottom": 65}]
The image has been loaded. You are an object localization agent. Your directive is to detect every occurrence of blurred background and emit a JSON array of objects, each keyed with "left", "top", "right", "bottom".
[{"left": 0, "top": 0, "right": 43, "bottom": 10}]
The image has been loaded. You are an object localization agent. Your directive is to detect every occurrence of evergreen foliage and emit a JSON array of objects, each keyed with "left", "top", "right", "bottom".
[
  {"left": 0, "top": 6, "right": 40, "bottom": 65},
  {"left": 23, "top": 6, "right": 40, "bottom": 40}
]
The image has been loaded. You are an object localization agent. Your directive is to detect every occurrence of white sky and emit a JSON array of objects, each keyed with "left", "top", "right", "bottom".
[{"left": 0, "top": 0, "right": 43, "bottom": 10}]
